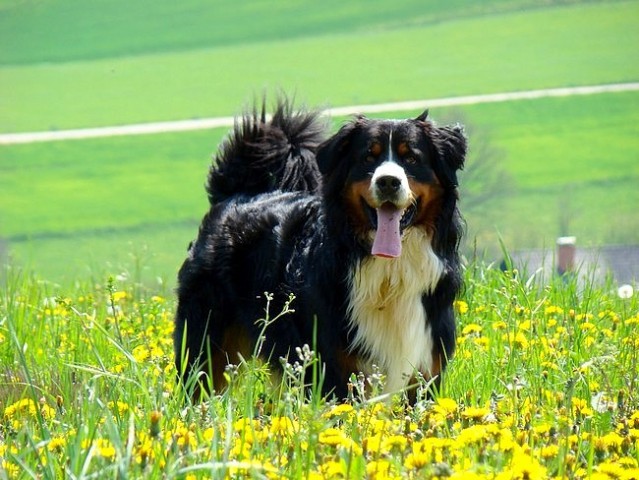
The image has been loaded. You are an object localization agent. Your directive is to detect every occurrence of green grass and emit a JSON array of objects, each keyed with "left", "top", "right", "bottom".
[
  {"left": 0, "top": 0, "right": 612, "bottom": 65},
  {"left": 2, "top": 1, "right": 638, "bottom": 132},
  {"left": 2, "top": 92, "right": 637, "bottom": 285},
  {"left": 456, "top": 91, "right": 639, "bottom": 253},
  {"left": 1, "top": 264, "right": 637, "bottom": 478}
]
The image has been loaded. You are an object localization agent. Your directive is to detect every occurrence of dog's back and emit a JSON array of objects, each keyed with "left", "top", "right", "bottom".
[{"left": 174, "top": 100, "right": 327, "bottom": 396}]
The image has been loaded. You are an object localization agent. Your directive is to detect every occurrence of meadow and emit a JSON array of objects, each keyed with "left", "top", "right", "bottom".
[
  {"left": 1, "top": 1, "right": 639, "bottom": 476},
  {"left": 0, "top": 264, "right": 638, "bottom": 478},
  {"left": 2, "top": 92, "right": 638, "bottom": 285},
  {"left": 2, "top": 1, "right": 638, "bottom": 132},
  {"left": 1, "top": 0, "right": 638, "bottom": 284}
]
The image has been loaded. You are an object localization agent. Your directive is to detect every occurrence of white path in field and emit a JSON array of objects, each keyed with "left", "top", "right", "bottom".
[{"left": 1, "top": 82, "right": 638, "bottom": 145}]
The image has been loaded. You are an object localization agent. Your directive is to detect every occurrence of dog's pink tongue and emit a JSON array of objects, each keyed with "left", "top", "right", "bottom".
[{"left": 371, "top": 204, "right": 402, "bottom": 258}]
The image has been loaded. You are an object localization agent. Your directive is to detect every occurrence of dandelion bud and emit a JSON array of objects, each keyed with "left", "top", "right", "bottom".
[
  {"left": 150, "top": 410, "right": 162, "bottom": 438},
  {"left": 617, "top": 390, "right": 625, "bottom": 411}
]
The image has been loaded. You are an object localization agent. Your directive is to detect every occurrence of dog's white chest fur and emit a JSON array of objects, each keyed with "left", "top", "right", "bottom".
[{"left": 347, "top": 228, "right": 445, "bottom": 393}]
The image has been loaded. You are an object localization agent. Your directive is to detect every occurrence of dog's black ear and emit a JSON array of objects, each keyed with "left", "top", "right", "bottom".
[
  {"left": 437, "top": 123, "right": 466, "bottom": 171},
  {"left": 415, "top": 109, "right": 429, "bottom": 122},
  {"left": 431, "top": 123, "right": 467, "bottom": 188},
  {"left": 316, "top": 116, "right": 364, "bottom": 175}
]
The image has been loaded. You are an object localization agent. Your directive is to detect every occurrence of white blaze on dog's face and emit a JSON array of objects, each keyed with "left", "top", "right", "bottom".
[
  {"left": 368, "top": 132, "right": 414, "bottom": 257},
  {"left": 340, "top": 120, "right": 445, "bottom": 258}
]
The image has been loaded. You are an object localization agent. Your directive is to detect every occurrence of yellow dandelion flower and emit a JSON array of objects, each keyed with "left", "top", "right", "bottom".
[
  {"left": 596, "top": 432, "right": 625, "bottom": 454},
  {"left": 234, "top": 417, "right": 260, "bottom": 433},
  {"left": 461, "top": 405, "right": 490, "bottom": 422},
  {"left": 363, "top": 434, "right": 382, "bottom": 455},
  {"left": 319, "top": 427, "right": 351, "bottom": 447},
  {"left": 539, "top": 444, "right": 559, "bottom": 459},
  {"left": 4, "top": 397, "right": 55, "bottom": 421},
  {"left": 321, "top": 460, "right": 346, "bottom": 477},
  {"left": 496, "top": 447, "right": 547, "bottom": 480},
  {"left": 136, "top": 438, "right": 155, "bottom": 463},
  {"left": 588, "top": 474, "right": 612, "bottom": 480},
  {"left": 545, "top": 305, "right": 564, "bottom": 316},
  {"left": 323, "top": 403, "right": 354, "bottom": 419},
  {"left": 4, "top": 398, "right": 36, "bottom": 418},
  {"left": 621, "top": 469, "right": 639, "bottom": 480},
  {"left": 174, "top": 426, "right": 197, "bottom": 450},
  {"left": 230, "top": 438, "right": 251, "bottom": 459},
  {"left": 462, "top": 323, "right": 483, "bottom": 336},
  {"left": 318, "top": 428, "right": 362, "bottom": 454},
  {"left": 1, "top": 460, "right": 20, "bottom": 478},
  {"left": 572, "top": 398, "right": 594, "bottom": 418},
  {"left": 381, "top": 435, "right": 408, "bottom": 453},
  {"left": 108, "top": 400, "right": 129, "bottom": 416},
  {"left": 473, "top": 336, "right": 490, "bottom": 350},
  {"left": 616, "top": 458, "right": 639, "bottom": 470},
  {"left": 518, "top": 319, "right": 531, "bottom": 331},
  {"left": 454, "top": 300, "right": 469, "bottom": 314},
  {"left": 47, "top": 436, "right": 67, "bottom": 452},
  {"left": 505, "top": 331, "right": 529, "bottom": 350},
  {"left": 434, "top": 397, "right": 458, "bottom": 415},
  {"left": 597, "top": 461, "right": 626, "bottom": 478},
  {"left": 227, "top": 460, "right": 278, "bottom": 477},
  {"left": 495, "top": 428, "right": 516, "bottom": 453},
  {"left": 450, "top": 472, "right": 490, "bottom": 480},
  {"left": 132, "top": 345, "right": 150, "bottom": 362},
  {"left": 270, "top": 416, "right": 297, "bottom": 437},
  {"left": 202, "top": 427, "right": 215, "bottom": 442},
  {"left": 457, "top": 425, "right": 490, "bottom": 447},
  {"left": 492, "top": 320, "right": 508, "bottom": 330},
  {"left": 112, "top": 291, "right": 128, "bottom": 302},
  {"left": 366, "top": 459, "right": 393, "bottom": 479},
  {"left": 405, "top": 451, "right": 430, "bottom": 470},
  {"left": 112, "top": 363, "right": 125, "bottom": 374},
  {"left": 94, "top": 439, "right": 116, "bottom": 459}
]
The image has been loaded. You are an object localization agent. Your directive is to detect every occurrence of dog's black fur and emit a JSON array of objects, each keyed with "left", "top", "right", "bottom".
[{"left": 174, "top": 99, "right": 466, "bottom": 400}]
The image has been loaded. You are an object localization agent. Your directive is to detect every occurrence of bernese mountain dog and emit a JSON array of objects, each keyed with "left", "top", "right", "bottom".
[{"left": 174, "top": 98, "right": 466, "bottom": 400}]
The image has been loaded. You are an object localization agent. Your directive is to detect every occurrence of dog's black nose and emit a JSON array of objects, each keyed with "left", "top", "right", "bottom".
[{"left": 375, "top": 175, "right": 401, "bottom": 196}]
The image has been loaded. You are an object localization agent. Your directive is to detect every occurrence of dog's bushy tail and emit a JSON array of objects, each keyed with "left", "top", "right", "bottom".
[{"left": 206, "top": 98, "right": 327, "bottom": 204}]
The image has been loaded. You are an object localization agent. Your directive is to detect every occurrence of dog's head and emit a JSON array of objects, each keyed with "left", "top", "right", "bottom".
[{"left": 317, "top": 112, "right": 466, "bottom": 258}]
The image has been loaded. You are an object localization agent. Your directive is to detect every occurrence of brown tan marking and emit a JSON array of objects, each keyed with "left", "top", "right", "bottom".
[
  {"left": 210, "top": 324, "right": 253, "bottom": 392},
  {"left": 342, "top": 178, "right": 375, "bottom": 235},
  {"left": 408, "top": 176, "right": 444, "bottom": 234}
]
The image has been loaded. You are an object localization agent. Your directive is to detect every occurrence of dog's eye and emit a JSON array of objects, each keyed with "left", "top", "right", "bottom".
[
  {"left": 366, "top": 142, "right": 382, "bottom": 163},
  {"left": 404, "top": 156, "right": 418, "bottom": 165}
]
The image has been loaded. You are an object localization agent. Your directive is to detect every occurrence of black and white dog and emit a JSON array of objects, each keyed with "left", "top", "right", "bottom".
[{"left": 174, "top": 99, "right": 466, "bottom": 400}]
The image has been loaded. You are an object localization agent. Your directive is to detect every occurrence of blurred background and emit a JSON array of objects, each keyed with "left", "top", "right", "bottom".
[{"left": 1, "top": 0, "right": 638, "bottom": 288}]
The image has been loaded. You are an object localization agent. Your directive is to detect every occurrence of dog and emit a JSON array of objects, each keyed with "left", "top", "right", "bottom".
[{"left": 174, "top": 98, "right": 466, "bottom": 400}]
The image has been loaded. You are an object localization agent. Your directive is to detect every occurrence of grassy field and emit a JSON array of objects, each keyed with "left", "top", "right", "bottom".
[
  {"left": 2, "top": 0, "right": 638, "bottom": 284},
  {"left": 2, "top": 1, "right": 638, "bottom": 132},
  {"left": 1, "top": 2, "right": 639, "bottom": 477},
  {"left": 0, "top": 0, "right": 567, "bottom": 65},
  {"left": 1, "top": 264, "right": 637, "bottom": 478},
  {"left": 2, "top": 91, "right": 637, "bottom": 285}
]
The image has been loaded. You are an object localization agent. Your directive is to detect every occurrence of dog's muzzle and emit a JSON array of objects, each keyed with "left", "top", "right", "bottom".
[{"left": 368, "top": 163, "right": 413, "bottom": 258}]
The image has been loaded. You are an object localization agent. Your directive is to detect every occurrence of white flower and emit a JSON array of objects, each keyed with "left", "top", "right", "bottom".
[{"left": 617, "top": 284, "right": 634, "bottom": 299}]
